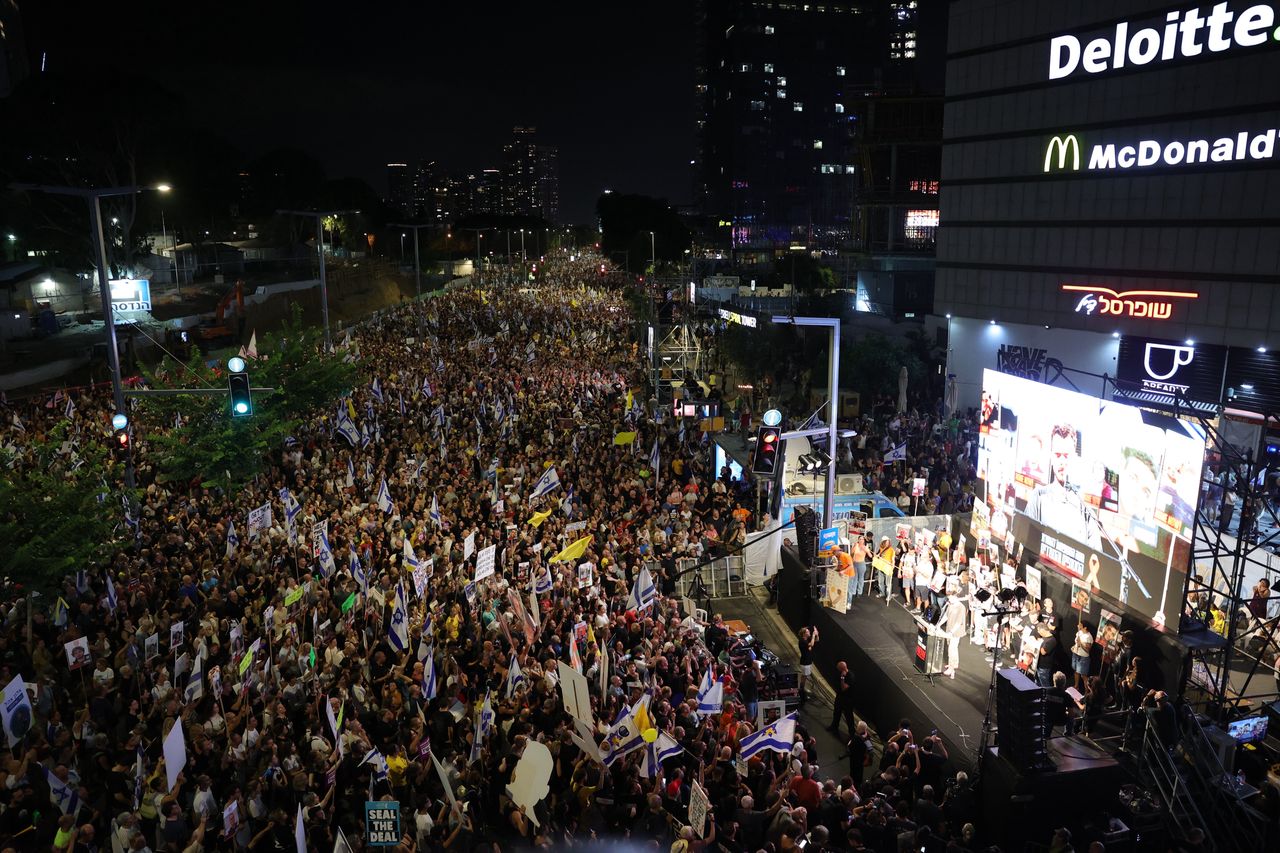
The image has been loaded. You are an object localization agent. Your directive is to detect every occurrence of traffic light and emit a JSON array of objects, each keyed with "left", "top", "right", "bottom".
[
  {"left": 114, "top": 428, "right": 130, "bottom": 453},
  {"left": 227, "top": 356, "right": 253, "bottom": 417},
  {"left": 751, "top": 425, "right": 783, "bottom": 475}
]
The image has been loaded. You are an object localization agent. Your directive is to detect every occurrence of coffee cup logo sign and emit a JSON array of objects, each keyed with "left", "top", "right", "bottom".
[
  {"left": 1116, "top": 336, "right": 1227, "bottom": 405},
  {"left": 1062, "top": 285, "right": 1198, "bottom": 320},
  {"left": 1144, "top": 343, "right": 1196, "bottom": 381}
]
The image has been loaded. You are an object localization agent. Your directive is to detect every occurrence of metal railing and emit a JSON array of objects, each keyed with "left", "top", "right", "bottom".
[
  {"left": 672, "top": 555, "right": 747, "bottom": 602},
  {"left": 1136, "top": 709, "right": 1268, "bottom": 852}
]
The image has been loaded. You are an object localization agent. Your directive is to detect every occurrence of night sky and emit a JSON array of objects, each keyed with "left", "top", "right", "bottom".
[{"left": 21, "top": 1, "right": 697, "bottom": 223}]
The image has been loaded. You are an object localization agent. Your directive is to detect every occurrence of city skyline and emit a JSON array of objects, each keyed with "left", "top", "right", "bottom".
[{"left": 13, "top": 0, "right": 697, "bottom": 223}]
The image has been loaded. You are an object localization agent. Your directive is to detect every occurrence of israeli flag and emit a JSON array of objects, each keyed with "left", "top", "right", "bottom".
[
  {"left": 346, "top": 458, "right": 355, "bottom": 488},
  {"left": 433, "top": 405, "right": 446, "bottom": 427},
  {"left": 184, "top": 654, "right": 204, "bottom": 704},
  {"left": 375, "top": 478, "right": 394, "bottom": 515},
  {"left": 226, "top": 521, "right": 240, "bottom": 559},
  {"left": 627, "top": 565, "right": 656, "bottom": 612},
  {"left": 402, "top": 537, "right": 419, "bottom": 571},
  {"left": 421, "top": 376, "right": 433, "bottom": 397},
  {"left": 530, "top": 466, "right": 561, "bottom": 500},
  {"left": 370, "top": 377, "right": 384, "bottom": 404},
  {"left": 421, "top": 646, "right": 437, "bottom": 699},
  {"left": 387, "top": 585, "right": 409, "bottom": 652},
  {"left": 739, "top": 712, "right": 798, "bottom": 760},
  {"left": 696, "top": 666, "right": 723, "bottom": 716},
  {"left": 533, "top": 566, "right": 553, "bottom": 595},
  {"left": 361, "top": 747, "right": 389, "bottom": 782},
  {"left": 335, "top": 411, "right": 359, "bottom": 446},
  {"left": 360, "top": 422, "right": 372, "bottom": 449},
  {"left": 678, "top": 422, "right": 686, "bottom": 444},
  {"left": 641, "top": 730, "right": 684, "bottom": 778},
  {"left": 43, "top": 766, "right": 80, "bottom": 816},
  {"left": 648, "top": 438, "right": 660, "bottom": 478},
  {"left": 348, "top": 545, "right": 367, "bottom": 591},
  {"left": 104, "top": 572, "right": 118, "bottom": 612},
  {"left": 280, "top": 488, "right": 301, "bottom": 542},
  {"left": 883, "top": 442, "right": 907, "bottom": 463},
  {"left": 317, "top": 534, "right": 337, "bottom": 578},
  {"left": 64, "top": 396, "right": 75, "bottom": 420},
  {"left": 429, "top": 494, "right": 442, "bottom": 527},
  {"left": 560, "top": 486, "right": 575, "bottom": 518},
  {"left": 505, "top": 653, "right": 524, "bottom": 697},
  {"left": 398, "top": 392, "right": 406, "bottom": 417}
]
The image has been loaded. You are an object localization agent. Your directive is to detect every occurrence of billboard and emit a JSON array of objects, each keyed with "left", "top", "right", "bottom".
[
  {"left": 1116, "top": 336, "right": 1227, "bottom": 408},
  {"left": 109, "top": 279, "right": 152, "bottom": 314},
  {"left": 978, "top": 369, "right": 1206, "bottom": 631}
]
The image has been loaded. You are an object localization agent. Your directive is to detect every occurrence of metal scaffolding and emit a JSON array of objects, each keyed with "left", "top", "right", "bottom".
[
  {"left": 656, "top": 323, "right": 704, "bottom": 397},
  {"left": 1173, "top": 390, "right": 1280, "bottom": 721}
]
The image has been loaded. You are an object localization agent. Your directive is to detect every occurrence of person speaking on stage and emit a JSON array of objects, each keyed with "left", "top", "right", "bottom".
[{"left": 939, "top": 579, "right": 967, "bottom": 680}]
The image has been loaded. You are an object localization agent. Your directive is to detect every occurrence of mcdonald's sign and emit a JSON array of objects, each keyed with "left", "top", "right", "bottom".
[{"left": 1043, "top": 134, "right": 1082, "bottom": 172}]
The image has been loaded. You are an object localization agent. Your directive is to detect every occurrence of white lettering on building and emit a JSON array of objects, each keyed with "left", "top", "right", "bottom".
[{"left": 1049, "top": 2, "right": 1278, "bottom": 80}]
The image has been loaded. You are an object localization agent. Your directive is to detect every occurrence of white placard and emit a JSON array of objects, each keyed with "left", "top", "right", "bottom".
[
  {"left": 557, "top": 661, "right": 593, "bottom": 723},
  {"left": 464, "top": 531, "right": 476, "bottom": 561},
  {"left": 474, "top": 544, "right": 497, "bottom": 582},
  {"left": 163, "top": 718, "right": 187, "bottom": 791},
  {"left": 689, "top": 779, "right": 710, "bottom": 838},
  {"left": 248, "top": 503, "right": 272, "bottom": 540}
]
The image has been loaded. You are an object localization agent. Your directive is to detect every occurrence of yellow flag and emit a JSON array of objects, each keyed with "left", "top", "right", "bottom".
[
  {"left": 550, "top": 534, "right": 593, "bottom": 564},
  {"left": 347, "top": 399, "right": 357, "bottom": 419},
  {"left": 634, "top": 697, "right": 653, "bottom": 734},
  {"left": 586, "top": 623, "right": 596, "bottom": 646},
  {"left": 613, "top": 431, "right": 637, "bottom": 446},
  {"left": 528, "top": 508, "right": 553, "bottom": 528},
  {"left": 625, "top": 389, "right": 633, "bottom": 411}
]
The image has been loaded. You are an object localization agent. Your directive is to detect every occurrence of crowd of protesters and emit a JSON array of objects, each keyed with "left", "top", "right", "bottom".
[{"left": 0, "top": 253, "right": 1009, "bottom": 853}]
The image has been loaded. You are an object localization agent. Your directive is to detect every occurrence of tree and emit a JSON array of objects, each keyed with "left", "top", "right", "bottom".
[
  {"left": 596, "top": 193, "right": 691, "bottom": 271},
  {"left": 137, "top": 305, "right": 358, "bottom": 490},
  {"left": 0, "top": 422, "right": 134, "bottom": 593}
]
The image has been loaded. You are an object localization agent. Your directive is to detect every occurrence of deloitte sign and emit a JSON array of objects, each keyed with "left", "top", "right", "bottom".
[
  {"left": 1044, "top": 129, "right": 1279, "bottom": 172},
  {"left": 1048, "top": 2, "right": 1280, "bottom": 80}
]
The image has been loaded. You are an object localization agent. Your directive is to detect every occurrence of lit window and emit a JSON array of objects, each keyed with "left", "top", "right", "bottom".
[
  {"left": 905, "top": 40, "right": 916, "bottom": 48},
  {"left": 751, "top": 100, "right": 765, "bottom": 110},
  {"left": 765, "top": 25, "right": 775, "bottom": 34},
  {"left": 793, "top": 102, "right": 803, "bottom": 112},
  {"left": 836, "top": 66, "right": 846, "bottom": 76},
  {"left": 834, "top": 103, "right": 844, "bottom": 113},
  {"left": 777, "top": 76, "right": 786, "bottom": 86},
  {"left": 904, "top": 209, "right": 939, "bottom": 245},
  {"left": 777, "top": 89, "right": 787, "bottom": 98},
  {"left": 740, "top": 63, "right": 751, "bottom": 72},
  {"left": 904, "top": 50, "right": 915, "bottom": 57},
  {"left": 813, "top": 140, "right": 823, "bottom": 149},
  {"left": 764, "top": 63, "right": 774, "bottom": 73}
]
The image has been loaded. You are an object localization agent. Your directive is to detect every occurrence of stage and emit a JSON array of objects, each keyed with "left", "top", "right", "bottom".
[{"left": 776, "top": 547, "right": 1003, "bottom": 764}]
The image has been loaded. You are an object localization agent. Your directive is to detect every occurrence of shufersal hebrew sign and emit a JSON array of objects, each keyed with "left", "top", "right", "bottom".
[
  {"left": 1062, "top": 284, "right": 1198, "bottom": 320},
  {"left": 1049, "top": 2, "right": 1279, "bottom": 80}
]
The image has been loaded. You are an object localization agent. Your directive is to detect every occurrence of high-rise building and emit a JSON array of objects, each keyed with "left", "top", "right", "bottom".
[
  {"left": 535, "top": 144, "right": 559, "bottom": 224},
  {"left": 695, "top": 0, "right": 943, "bottom": 251},
  {"left": 386, "top": 163, "right": 413, "bottom": 217},
  {"left": 502, "top": 127, "right": 538, "bottom": 218}
]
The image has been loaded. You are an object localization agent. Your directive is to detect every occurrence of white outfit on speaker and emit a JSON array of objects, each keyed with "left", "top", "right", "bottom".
[{"left": 940, "top": 597, "right": 967, "bottom": 672}]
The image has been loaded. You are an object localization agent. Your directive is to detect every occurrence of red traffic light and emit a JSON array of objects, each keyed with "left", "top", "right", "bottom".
[{"left": 114, "top": 429, "right": 130, "bottom": 451}]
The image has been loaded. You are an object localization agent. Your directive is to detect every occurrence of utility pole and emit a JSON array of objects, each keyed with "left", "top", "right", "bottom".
[
  {"left": 464, "top": 228, "right": 486, "bottom": 276},
  {"left": 390, "top": 223, "right": 430, "bottom": 299},
  {"left": 278, "top": 208, "right": 358, "bottom": 350},
  {"left": 10, "top": 181, "right": 172, "bottom": 489}
]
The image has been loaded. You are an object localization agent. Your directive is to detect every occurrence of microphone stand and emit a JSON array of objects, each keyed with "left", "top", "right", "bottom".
[{"left": 974, "top": 602, "right": 1020, "bottom": 781}]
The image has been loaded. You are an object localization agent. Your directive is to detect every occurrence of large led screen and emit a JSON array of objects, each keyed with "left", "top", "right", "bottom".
[{"left": 977, "top": 369, "right": 1206, "bottom": 631}]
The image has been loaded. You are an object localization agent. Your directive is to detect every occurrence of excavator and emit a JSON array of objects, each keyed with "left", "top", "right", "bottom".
[
  {"left": 195, "top": 280, "right": 244, "bottom": 345},
  {"left": 162, "top": 280, "right": 244, "bottom": 360}
]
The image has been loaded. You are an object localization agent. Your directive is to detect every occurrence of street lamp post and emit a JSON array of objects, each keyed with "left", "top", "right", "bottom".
[
  {"left": 649, "top": 231, "right": 656, "bottom": 275},
  {"left": 771, "top": 314, "right": 841, "bottom": 529},
  {"left": 400, "top": 232, "right": 406, "bottom": 262},
  {"left": 278, "top": 208, "right": 358, "bottom": 350},
  {"left": 10, "top": 181, "right": 172, "bottom": 489},
  {"left": 390, "top": 223, "right": 430, "bottom": 299},
  {"left": 519, "top": 229, "right": 526, "bottom": 264}
]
